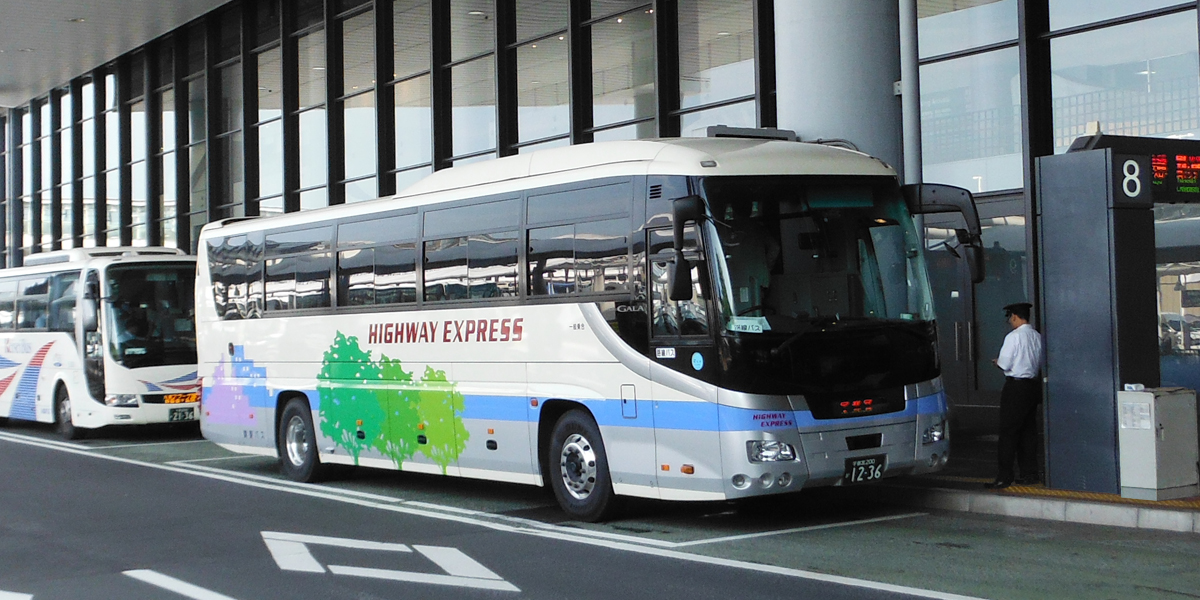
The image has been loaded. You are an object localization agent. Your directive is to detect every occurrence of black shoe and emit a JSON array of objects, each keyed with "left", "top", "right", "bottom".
[
  {"left": 1015, "top": 475, "right": 1040, "bottom": 485},
  {"left": 984, "top": 479, "right": 1012, "bottom": 489}
]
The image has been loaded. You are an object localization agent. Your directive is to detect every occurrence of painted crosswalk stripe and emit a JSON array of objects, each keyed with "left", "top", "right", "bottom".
[{"left": 124, "top": 570, "right": 242, "bottom": 600}]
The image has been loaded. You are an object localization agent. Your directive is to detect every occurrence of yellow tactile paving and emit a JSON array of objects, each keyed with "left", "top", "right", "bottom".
[{"left": 922, "top": 475, "right": 1200, "bottom": 510}]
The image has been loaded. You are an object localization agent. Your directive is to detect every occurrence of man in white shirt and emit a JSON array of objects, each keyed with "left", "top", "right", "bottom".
[{"left": 986, "top": 302, "right": 1045, "bottom": 489}]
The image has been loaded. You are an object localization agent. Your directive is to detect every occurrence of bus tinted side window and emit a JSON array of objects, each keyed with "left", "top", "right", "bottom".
[
  {"left": 0, "top": 281, "right": 16, "bottom": 330},
  {"left": 336, "top": 214, "right": 420, "bottom": 308},
  {"left": 207, "top": 235, "right": 265, "bottom": 320},
  {"left": 528, "top": 218, "right": 628, "bottom": 297},
  {"left": 16, "top": 277, "right": 51, "bottom": 329},
  {"left": 264, "top": 227, "right": 332, "bottom": 312},
  {"left": 265, "top": 252, "right": 333, "bottom": 310}
]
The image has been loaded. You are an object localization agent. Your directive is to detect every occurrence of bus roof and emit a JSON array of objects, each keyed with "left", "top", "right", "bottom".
[
  {"left": 399, "top": 137, "right": 894, "bottom": 199},
  {"left": 3, "top": 247, "right": 192, "bottom": 277},
  {"left": 199, "top": 137, "right": 896, "bottom": 240},
  {"left": 21, "top": 247, "right": 187, "bottom": 267}
]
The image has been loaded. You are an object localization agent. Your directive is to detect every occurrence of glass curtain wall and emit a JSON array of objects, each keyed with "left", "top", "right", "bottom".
[
  {"left": 155, "top": 39, "right": 180, "bottom": 248},
  {"left": 128, "top": 52, "right": 149, "bottom": 246},
  {"left": 101, "top": 68, "right": 121, "bottom": 247},
  {"left": 3, "top": 0, "right": 767, "bottom": 262},
  {"left": 676, "top": 0, "right": 757, "bottom": 137},
  {"left": 186, "top": 24, "right": 209, "bottom": 250},
  {"left": 55, "top": 88, "right": 73, "bottom": 249},
  {"left": 392, "top": 0, "right": 433, "bottom": 191}
]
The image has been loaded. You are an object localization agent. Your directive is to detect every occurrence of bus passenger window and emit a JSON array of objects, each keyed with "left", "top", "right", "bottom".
[
  {"left": 375, "top": 242, "right": 418, "bottom": 305},
  {"left": 16, "top": 278, "right": 50, "bottom": 329},
  {"left": 424, "top": 237, "right": 468, "bottom": 302},
  {"left": 468, "top": 232, "right": 518, "bottom": 299},
  {"left": 338, "top": 248, "right": 376, "bottom": 306},
  {"left": 266, "top": 252, "right": 332, "bottom": 311},
  {"left": 576, "top": 219, "right": 629, "bottom": 294},
  {"left": 0, "top": 281, "right": 16, "bottom": 330},
  {"left": 528, "top": 225, "right": 575, "bottom": 296}
]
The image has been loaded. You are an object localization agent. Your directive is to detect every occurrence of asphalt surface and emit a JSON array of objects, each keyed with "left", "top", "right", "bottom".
[{"left": 1, "top": 421, "right": 1198, "bottom": 600}]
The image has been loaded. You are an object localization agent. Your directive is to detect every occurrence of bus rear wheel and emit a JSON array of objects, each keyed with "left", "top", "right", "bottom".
[
  {"left": 278, "top": 398, "right": 324, "bottom": 482},
  {"left": 55, "top": 387, "right": 82, "bottom": 441},
  {"left": 548, "top": 410, "right": 618, "bottom": 522}
]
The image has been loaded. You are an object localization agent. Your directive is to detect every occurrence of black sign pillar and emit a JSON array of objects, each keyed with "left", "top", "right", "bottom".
[{"left": 1037, "top": 134, "right": 1200, "bottom": 493}]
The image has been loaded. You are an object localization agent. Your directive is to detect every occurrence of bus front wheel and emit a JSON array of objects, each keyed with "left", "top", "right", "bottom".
[
  {"left": 548, "top": 410, "right": 618, "bottom": 522},
  {"left": 278, "top": 398, "right": 324, "bottom": 482},
  {"left": 55, "top": 387, "right": 82, "bottom": 441}
]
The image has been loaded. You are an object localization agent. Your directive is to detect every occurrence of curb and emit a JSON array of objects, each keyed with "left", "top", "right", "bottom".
[{"left": 865, "top": 485, "right": 1200, "bottom": 534}]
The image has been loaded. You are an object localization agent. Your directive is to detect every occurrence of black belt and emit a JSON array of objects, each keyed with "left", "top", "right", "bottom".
[{"left": 1005, "top": 376, "right": 1037, "bottom": 381}]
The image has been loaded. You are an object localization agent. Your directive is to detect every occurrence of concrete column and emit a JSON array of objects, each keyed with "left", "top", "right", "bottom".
[{"left": 774, "top": 0, "right": 902, "bottom": 170}]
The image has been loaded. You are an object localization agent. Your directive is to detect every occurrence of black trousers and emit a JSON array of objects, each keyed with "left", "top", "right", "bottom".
[{"left": 996, "top": 376, "right": 1042, "bottom": 482}]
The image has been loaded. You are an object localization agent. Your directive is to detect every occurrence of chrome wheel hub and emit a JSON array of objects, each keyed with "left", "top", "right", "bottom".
[
  {"left": 285, "top": 415, "right": 310, "bottom": 467},
  {"left": 559, "top": 433, "right": 597, "bottom": 500}
]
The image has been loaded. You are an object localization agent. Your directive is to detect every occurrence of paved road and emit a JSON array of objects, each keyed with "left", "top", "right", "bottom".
[
  {"left": 0, "top": 431, "right": 942, "bottom": 600},
  {"left": 1, "top": 422, "right": 1199, "bottom": 600}
]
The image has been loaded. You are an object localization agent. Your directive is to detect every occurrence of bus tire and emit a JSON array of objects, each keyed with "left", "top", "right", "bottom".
[
  {"left": 278, "top": 398, "right": 324, "bottom": 482},
  {"left": 55, "top": 386, "right": 82, "bottom": 441},
  {"left": 548, "top": 410, "right": 618, "bottom": 522}
]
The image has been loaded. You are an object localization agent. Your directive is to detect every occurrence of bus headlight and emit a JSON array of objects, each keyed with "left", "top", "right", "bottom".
[
  {"left": 922, "top": 421, "right": 946, "bottom": 445},
  {"left": 747, "top": 440, "right": 797, "bottom": 462},
  {"left": 105, "top": 394, "right": 139, "bottom": 407}
]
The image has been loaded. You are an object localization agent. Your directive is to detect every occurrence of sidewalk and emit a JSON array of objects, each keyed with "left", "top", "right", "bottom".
[{"left": 867, "top": 434, "right": 1200, "bottom": 534}]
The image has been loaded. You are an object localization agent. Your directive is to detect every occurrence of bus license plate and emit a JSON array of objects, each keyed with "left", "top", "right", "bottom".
[
  {"left": 844, "top": 455, "right": 886, "bottom": 484},
  {"left": 168, "top": 407, "right": 196, "bottom": 422}
]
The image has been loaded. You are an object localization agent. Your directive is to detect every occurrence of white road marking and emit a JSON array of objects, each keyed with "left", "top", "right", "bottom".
[
  {"left": 262, "top": 532, "right": 517, "bottom": 592},
  {"left": 670, "top": 512, "right": 928, "bottom": 547},
  {"left": 262, "top": 531, "right": 413, "bottom": 552},
  {"left": 124, "top": 570, "right": 242, "bottom": 600},
  {"left": 95, "top": 439, "right": 212, "bottom": 450},
  {"left": 181, "top": 463, "right": 404, "bottom": 503},
  {"left": 413, "top": 545, "right": 504, "bottom": 580},
  {"left": 329, "top": 565, "right": 520, "bottom": 592},
  {"left": 0, "top": 430, "right": 986, "bottom": 600},
  {"left": 168, "top": 455, "right": 270, "bottom": 464},
  {"left": 0, "top": 590, "right": 33, "bottom": 600}
]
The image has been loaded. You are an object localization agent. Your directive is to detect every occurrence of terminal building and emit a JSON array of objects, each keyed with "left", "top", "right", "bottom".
[{"left": 2, "top": 1, "right": 1198, "bottom": 486}]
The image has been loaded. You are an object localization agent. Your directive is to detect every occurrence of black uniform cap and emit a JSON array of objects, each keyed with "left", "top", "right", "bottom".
[{"left": 1003, "top": 302, "right": 1032, "bottom": 320}]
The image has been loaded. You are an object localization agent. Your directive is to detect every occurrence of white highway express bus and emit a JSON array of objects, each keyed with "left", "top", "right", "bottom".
[
  {"left": 0, "top": 247, "right": 200, "bottom": 439},
  {"left": 196, "top": 133, "right": 982, "bottom": 521}
]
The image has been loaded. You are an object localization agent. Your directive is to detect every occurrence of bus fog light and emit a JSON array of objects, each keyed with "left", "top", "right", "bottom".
[
  {"left": 747, "top": 440, "right": 797, "bottom": 462},
  {"left": 731, "top": 474, "right": 750, "bottom": 489},
  {"left": 105, "top": 394, "right": 139, "bottom": 407},
  {"left": 922, "top": 421, "right": 945, "bottom": 445},
  {"left": 778, "top": 472, "right": 792, "bottom": 487}
]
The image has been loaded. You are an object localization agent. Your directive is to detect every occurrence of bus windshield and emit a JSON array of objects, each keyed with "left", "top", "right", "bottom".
[
  {"left": 702, "top": 175, "right": 938, "bottom": 395},
  {"left": 105, "top": 264, "right": 198, "bottom": 368}
]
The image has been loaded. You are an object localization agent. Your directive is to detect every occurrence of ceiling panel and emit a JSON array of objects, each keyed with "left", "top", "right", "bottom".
[{"left": 0, "top": 0, "right": 229, "bottom": 108}]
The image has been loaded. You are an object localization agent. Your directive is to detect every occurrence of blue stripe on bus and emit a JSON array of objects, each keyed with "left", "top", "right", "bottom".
[{"left": 206, "top": 383, "right": 945, "bottom": 432}]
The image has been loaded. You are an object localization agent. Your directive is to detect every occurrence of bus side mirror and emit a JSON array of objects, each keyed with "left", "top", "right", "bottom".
[
  {"left": 668, "top": 251, "right": 694, "bottom": 301},
  {"left": 902, "top": 183, "right": 985, "bottom": 284},
  {"left": 668, "top": 195, "right": 705, "bottom": 300},
  {"left": 81, "top": 278, "right": 100, "bottom": 331},
  {"left": 80, "top": 298, "right": 98, "bottom": 332}
]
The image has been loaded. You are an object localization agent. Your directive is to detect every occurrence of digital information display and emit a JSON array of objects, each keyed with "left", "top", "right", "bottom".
[{"left": 1149, "top": 153, "right": 1200, "bottom": 197}]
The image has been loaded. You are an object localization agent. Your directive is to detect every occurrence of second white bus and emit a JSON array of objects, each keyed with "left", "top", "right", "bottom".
[{"left": 0, "top": 247, "right": 200, "bottom": 439}]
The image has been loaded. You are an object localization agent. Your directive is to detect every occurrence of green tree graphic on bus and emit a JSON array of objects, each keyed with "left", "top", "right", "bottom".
[{"left": 316, "top": 332, "right": 467, "bottom": 473}]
